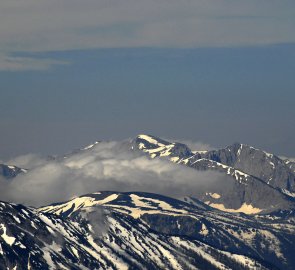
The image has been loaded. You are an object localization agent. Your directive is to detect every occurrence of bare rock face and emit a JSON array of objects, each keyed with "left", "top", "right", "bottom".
[
  {"left": 133, "top": 134, "right": 295, "bottom": 213},
  {"left": 200, "top": 143, "right": 295, "bottom": 192}
]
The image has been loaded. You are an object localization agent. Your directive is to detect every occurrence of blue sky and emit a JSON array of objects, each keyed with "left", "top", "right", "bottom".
[{"left": 0, "top": 1, "right": 295, "bottom": 158}]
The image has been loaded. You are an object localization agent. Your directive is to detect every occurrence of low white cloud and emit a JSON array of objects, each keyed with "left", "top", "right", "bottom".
[
  {"left": 0, "top": 140, "right": 225, "bottom": 206},
  {"left": 5, "top": 153, "right": 50, "bottom": 169},
  {"left": 0, "top": 0, "right": 294, "bottom": 70},
  {"left": 0, "top": 53, "right": 68, "bottom": 71}
]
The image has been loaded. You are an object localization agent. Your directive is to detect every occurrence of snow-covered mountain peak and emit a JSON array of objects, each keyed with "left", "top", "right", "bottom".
[
  {"left": 136, "top": 134, "right": 170, "bottom": 147},
  {"left": 39, "top": 191, "right": 119, "bottom": 217},
  {"left": 134, "top": 134, "right": 192, "bottom": 160},
  {"left": 38, "top": 191, "right": 200, "bottom": 219}
]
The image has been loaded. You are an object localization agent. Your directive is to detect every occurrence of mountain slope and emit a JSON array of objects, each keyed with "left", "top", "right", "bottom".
[
  {"left": 2, "top": 191, "right": 295, "bottom": 269},
  {"left": 1, "top": 135, "right": 295, "bottom": 269},
  {"left": 133, "top": 134, "right": 295, "bottom": 213},
  {"left": 195, "top": 143, "right": 295, "bottom": 192},
  {"left": 0, "top": 164, "right": 27, "bottom": 179}
]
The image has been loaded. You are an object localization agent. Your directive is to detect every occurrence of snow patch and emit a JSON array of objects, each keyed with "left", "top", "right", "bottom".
[
  {"left": 82, "top": 141, "right": 99, "bottom": 150},
  {"left": 0, "top": 224, "right": 16, "bottom": 246},
  {"left": 200, "top": 223, "right": 209, "bottom": 236},
  {"left": 206, "top": 193, "right": 221, "bottom": 199},
  {"left": 39, "top": 194, "right": 119, "bottom": 215},
  {"left": 170, "top": 157, "right": 179, "bottom": 162},
  {"left": 42, "top": 249, "right": 55, "bottom": 270},
  {"left": 137, "top": 135, "right": 164, "bottom": 146},
  {"left": 206, "top": 202, "right": 262, "bottom": 214},
  {"left": 281, "top": 189, "right": 295, "bottom": 198}
]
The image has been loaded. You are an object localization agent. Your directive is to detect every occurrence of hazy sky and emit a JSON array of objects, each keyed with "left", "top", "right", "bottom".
[{"left": 0, "top": 0, "right": 294, "bottom": 159}]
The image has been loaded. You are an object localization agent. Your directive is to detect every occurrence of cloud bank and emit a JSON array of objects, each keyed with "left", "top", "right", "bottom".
[
  {"left": 0, "top": 53, "right": 68, "bottom": 71},
  {"left": 0, "top": 140, "right": 224, "bottom": 206},
  {"left": 0, "top": 0, "right": 294, "bottom": 70}
]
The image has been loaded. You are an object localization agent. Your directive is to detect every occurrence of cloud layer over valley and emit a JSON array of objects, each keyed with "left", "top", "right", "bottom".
[{"left": 0, "top": 140, "right": 224, "bottom": 206}]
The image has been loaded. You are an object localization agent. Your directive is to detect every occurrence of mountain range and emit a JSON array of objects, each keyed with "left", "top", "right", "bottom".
[
  {"left": 0, "top": 134, "right": 295, "bottom": 269},
  {"left": 134, "top": 134, "right": 295, "bottom": 213}
]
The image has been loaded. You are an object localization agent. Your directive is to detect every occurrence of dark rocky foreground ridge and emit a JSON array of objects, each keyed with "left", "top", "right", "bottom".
[{"left": 1, "top": 191, "right": 295, "bottom": 270}]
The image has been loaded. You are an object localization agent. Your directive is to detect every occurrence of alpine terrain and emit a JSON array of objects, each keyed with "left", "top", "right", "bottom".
[{"left": 0, "top": 134, "right": 295, "bottom": 270}]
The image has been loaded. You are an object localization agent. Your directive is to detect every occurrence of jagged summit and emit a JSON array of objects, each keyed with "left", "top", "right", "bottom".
[
  {"left": 134, "top": 134, "right": 192, "bottom": 160},
  {"left": 133, "top": 134, "right": 295, "bottom": 213},
  {"left": 136, "top": 134, "right": 170, "bottom": 145},
  {"left": 203, "top": 142, "right": 295, "bottom": 192}
]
